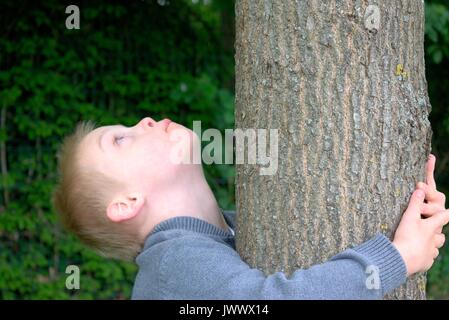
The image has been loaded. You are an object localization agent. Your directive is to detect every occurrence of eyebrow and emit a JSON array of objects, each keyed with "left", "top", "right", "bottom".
[
  {"left": 98, "top": 129, "right": 107, "bottom": 152},
  {"left": 97, "top": 125, "right": 125, "bottom": 152}
]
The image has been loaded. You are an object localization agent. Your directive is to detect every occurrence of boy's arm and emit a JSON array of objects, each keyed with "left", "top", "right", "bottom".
[
  {"left": 133, "top": 155, "right": 447, "bottom": 299},
  {"left": 137, "top": 191, "right": 447, "bottom": 299},
  {"left": 156, "top": 233, "right": 405, "bottom": 300},
  {"left": 150, "top": 156, "right": 449, "bottom": 300}
]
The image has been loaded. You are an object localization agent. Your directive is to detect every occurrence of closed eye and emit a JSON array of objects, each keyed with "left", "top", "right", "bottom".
[{"left": 114, "top": 135, "right": 127, "bottom": 145}]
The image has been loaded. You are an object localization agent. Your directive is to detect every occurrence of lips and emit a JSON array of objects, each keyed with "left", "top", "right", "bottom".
[{"left": 160, "top": 118, "right": 172, "bottom": 132}]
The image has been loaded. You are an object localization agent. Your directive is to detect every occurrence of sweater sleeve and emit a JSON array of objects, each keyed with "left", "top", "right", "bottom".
[{"left": 155, "top": 233, "right": 407, "bottom": 300}]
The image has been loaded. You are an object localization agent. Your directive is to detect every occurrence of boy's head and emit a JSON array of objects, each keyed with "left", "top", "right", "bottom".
[{"left": 53, "top": 117, "right": 199, "bottom": 261}]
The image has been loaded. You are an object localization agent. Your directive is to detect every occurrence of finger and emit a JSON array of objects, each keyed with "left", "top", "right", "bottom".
[
  {"left": 404, "top": 189, "right": 426, "bottom": 219},
  {"left": 435, "top": 233, "right": 446, "bottom": 249},
  {"left": 421, "top": 203, "right": 445, "bottom": 217},
  {"left": 416, "top": 181, "right": 440, "bottom": 202},
  {"left": 426, "top": 154, "right": 437, "bottom": 190},
  {"left": 433, "top": 248, "right": 439, "bottom": 259},
  {"left": 429, "top": 209, "right": 449, "bottom": 230}
]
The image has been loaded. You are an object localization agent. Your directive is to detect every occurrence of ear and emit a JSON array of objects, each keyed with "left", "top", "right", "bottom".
[{"left": 106, "top": 193, "right": 145, "bottom": 223}]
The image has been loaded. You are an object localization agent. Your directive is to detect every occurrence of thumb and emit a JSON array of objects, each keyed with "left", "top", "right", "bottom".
[{"left": 404, "top": 189, "right": 425, "bottom": 219}]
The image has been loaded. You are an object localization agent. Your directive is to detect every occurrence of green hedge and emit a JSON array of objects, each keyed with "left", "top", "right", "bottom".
[
  {"left": 0, "top": 0, "right": 235, "bottom": 299},
  {"left": 0, "top": 0, "right": 448, "bottom": 299}
]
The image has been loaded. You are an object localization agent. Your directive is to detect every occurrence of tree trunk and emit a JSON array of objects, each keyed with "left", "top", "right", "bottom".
[{"left": 235, "top": 0, "right": 431, "bottom": 300}]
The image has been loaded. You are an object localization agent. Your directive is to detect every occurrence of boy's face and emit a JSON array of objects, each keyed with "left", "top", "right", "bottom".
[{"left": 79, "top": 117, "right": 197, "bottom": 195}]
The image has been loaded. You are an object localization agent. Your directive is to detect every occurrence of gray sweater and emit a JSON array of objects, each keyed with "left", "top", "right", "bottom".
[{"left": 132, "top": 210, "right": 407, "bottom": 299}]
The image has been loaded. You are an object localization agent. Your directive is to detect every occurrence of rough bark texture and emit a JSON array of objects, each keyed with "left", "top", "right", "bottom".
[{"left": 235, "top": 0, "right": 432, "bottom": 300}]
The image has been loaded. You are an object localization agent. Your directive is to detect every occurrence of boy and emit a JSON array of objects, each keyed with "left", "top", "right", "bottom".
[{"left": 53, "top": 117, "right": 448, "bottom": 299}]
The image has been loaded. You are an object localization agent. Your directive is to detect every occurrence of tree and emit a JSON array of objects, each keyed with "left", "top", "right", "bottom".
[{"left": 235, "top": 0, "right": 432, "bottom": 299}]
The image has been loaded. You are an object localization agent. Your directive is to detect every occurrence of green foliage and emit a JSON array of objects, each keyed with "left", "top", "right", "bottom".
[
  {"left": 0, "top": 0, "right": 234, "bottom": 299},
  {"left": 425, "top": 0, "right": 449, "bottom": 300},
  {"left": 425, "top": 2, "right": 449, "bottom": 64}
]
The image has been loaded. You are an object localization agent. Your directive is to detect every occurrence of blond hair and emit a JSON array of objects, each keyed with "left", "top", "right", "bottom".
[{"left": 52, "top": 121, "right": 142, "bottom": 261}]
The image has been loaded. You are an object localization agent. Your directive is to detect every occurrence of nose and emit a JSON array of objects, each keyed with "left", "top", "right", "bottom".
[{"left": 137, "top": 117, "right": 156, "bottom": 129}]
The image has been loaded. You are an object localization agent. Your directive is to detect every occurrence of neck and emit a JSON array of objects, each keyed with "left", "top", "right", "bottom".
[{"left": 140, "top": 167, "right": 229, "bottom": 239}]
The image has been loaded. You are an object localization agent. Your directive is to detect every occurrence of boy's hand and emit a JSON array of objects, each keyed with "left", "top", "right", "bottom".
[
  {"left": 393, "top": 154, "right": 448, "bottom": 276},
  {"left": 416, "top": 154, "right": 446, "bottom": 215}
]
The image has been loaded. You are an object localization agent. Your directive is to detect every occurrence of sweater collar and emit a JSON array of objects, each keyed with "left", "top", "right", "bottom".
[{"left": 143, "top": 209, "right": 236, "bottom": 249}]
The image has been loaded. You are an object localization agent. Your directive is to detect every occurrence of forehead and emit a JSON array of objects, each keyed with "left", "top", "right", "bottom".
[
  {"left": 84, "top": 126, "right": 108, "bottom": 147},
  {"left": 85, "top": 124, "right": 122, "bottom": 143},
  {"left": 79, "top": 125, "right": 114, "bottom": 158},
  {"left": 79, "top": 123, "right": 128, "bottom": 156}
]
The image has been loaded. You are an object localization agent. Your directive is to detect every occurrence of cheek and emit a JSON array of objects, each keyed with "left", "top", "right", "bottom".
[{"left": 134, "top": 137, "right": 175, "bottom": 171}]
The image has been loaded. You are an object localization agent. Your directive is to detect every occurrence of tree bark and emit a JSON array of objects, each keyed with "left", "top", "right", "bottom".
[{"left": 235, "top": 0, "right": 431, "bottom": 299}]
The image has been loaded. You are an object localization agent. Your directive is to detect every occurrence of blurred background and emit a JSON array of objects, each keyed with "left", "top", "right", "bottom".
[{"left": 0, "top": 0, "right": 447, "bottom": 299}]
